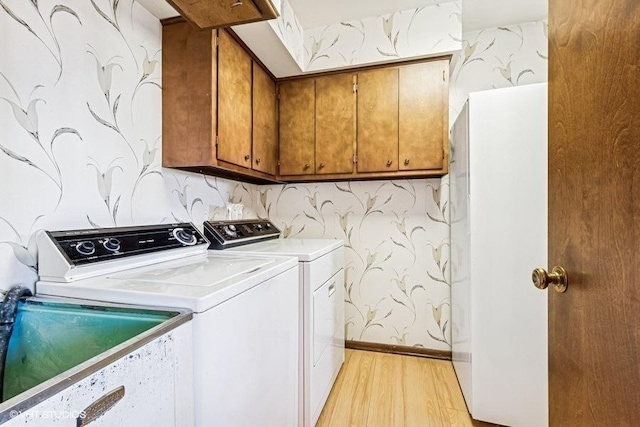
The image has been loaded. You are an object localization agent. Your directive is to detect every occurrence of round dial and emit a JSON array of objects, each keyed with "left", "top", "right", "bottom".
[
  {"left": 223, "top": 225, "right": 237, "bottom": 237},
  {"left": 173, "top": 228, "right": 197, "bottom": 246},
  {"left": 76, "top": 241, "right": 96, "bottom": 256},
  {"left": 103, "top": 237, "right": 121, "bottom": 252}
]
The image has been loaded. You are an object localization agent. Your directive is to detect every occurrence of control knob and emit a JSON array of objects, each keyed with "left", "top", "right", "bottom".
[
  {"left": 223, "top": 225, "right": 237, "bottom": 238},
  {"left": 103, "top": 237, "right": 121, "bottom": 252},
  {"left": 173, "top": 228, "right": 197, "bottom": 246},
  {"left": 76, "top": 241, "right": 96, "bottom": 256}
]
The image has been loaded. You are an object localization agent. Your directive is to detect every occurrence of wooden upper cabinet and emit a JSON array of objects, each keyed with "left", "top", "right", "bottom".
[
  {"left": 399, "top": 60, "right": 448, "bottom": 171},
  {"left": 357, "top": 68, "right": 399, "bottom": 173},
  {"left": 315, "top": 74, "right": 356, "bottom": 174},
  {"left": 252, "top": 64, "right": 277, "bottom": 175},
  {"left": 279, "top": 79, "right": 316, "bottom": 176},
  {"left": 166, "top": 0, "right": 278, "bottom": 30},
  {"left": 162, "top": 21, "right": 216, "bottom": 168},
  {"left": 218, "top": 30, "right": 253, "bottom": 169}
]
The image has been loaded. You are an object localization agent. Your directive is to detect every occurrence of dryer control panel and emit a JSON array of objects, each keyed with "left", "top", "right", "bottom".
[{"left": 204, "top": 219, "right": 280, "bottom": 250}]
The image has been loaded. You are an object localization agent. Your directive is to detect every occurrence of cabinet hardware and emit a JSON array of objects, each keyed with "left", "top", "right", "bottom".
[
  {"left": 386, "top": 160, "right": 393, "bottom": 167},
  {"left": 353, "top": 83, "right": 358, "bottom": 93},
  {"left": 318, "top": 163, "right": 325, "bottom": 169},
  {"left": 353, "top": 155, "right": 358, "bottom": 164},
  {"left": 404, "top": 159, "right": 410, "bottom": 165},
  {"left": 328, "top": 281, "right": 336, "bottom": 297},
  {"left": 231, "top": 0, "right": 243, "bottom": 7},
  {"left": 244, "top": 154, "right": 250, "bottom": 161},
  {"left": 256, "top": 158, "right": 261, "bottom": 164},
  {"left": 303, "top": 163, "right": 310, "bottom": 170}
]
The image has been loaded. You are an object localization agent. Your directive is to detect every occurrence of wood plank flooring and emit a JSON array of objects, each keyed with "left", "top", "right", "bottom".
[{"left": 316, "top": 349, "right": 482, "bottom": 427}]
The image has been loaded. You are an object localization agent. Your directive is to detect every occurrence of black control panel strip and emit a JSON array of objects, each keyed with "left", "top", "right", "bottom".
[
  {"left": 48, "top": 223, "right": 208, "bottom": 266},
  {"left": 203, "top": 219, "right": 280, "bottom": 250}
]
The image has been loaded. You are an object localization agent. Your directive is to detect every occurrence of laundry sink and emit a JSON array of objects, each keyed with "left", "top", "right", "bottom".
[{"left": 0, "top": 297, "right": 192, "bottom": 425}]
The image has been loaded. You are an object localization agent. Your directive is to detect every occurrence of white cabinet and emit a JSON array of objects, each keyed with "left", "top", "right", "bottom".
[
  {"left": 2, "top": 322, "right": 193, "bottom": 427},
  {"left": 450, "top": 83, "right": 548, "bottom": 427}
]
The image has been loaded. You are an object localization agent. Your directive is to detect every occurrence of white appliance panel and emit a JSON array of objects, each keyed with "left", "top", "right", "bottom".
[
  {"left": 193, "top": 266, "right": 299, "bottom": 426},
  {"left": 451, "top": 83, "right": 548, "bottom": 427}
]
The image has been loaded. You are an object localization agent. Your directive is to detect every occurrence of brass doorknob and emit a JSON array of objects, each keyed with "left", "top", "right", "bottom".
[
  {"left": 318, "top": 163, "right": 325, "bottom": 169},
  {"left": 244, "top": 154, "right": 250, "bottom": 161},
  {"left": 404, "top": 159, "right": 410, "bottom": 165},
  {"left": 532, "top": 266, "right": 568, "bottom": 293},
  {"left": 386, "top": 160, "right": 393, "bottom": 167}
]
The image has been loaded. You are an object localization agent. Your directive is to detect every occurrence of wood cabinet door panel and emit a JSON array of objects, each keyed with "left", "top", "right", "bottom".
[
  {"left": 218, "top": 30, "right": 253, "bottom": 169},
  {"left": 399, "top": 61, "right": 447, "bottom": 171},
  {"left": 252, "top": 65, "right": 277, "bottom": 175},
  {"left": 279, "top": 79, "right": 315, "bottom": 176},
  {"left": 357, "top": 68, "right": 399, "bottom": 173},
  {"left": 315, "top": 74, "right": 356, "bottom": 174},
  {"left": 162, "top": 23, "right": 216, "bottom": 167},
  {"left": 167, "top": 0, "right": 277, "bottom": 29}
]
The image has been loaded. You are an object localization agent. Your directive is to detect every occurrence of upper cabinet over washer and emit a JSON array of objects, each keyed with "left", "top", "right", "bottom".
[{"left": 166, "top": 0, "right": 278, "bottom": 29}]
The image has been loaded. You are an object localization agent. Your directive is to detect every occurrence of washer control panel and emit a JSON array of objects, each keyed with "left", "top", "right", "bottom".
[
  {"left": 203, "top": 219, "right": 280, "bottom": 250},
  {"left": 47, "top": 223, "right": 208, "bottom": 266}
]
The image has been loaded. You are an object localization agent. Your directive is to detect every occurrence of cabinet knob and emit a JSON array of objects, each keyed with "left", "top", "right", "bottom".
[
  {"left": 318, "top": 163, "right": 325, "bottom": 169},
  {"left": 244, "top": 154, "right": 250, "bottom": 161},
  {"left": 256, "top": 158, "right": 261, "bottom": 164},
  {"left": 404, "top": 159, "right": 410, "bottom": 165},
  {"left": 304, "top": 163, "right": 310, "bottom": 170},
  {"left": 386, "top": 160, "right": 393, "bottom": 167}
]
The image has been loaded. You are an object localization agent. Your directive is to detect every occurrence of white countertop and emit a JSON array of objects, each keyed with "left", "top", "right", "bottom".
[{"left": 219, "top": 238, "right": 344, "bottom": 262}]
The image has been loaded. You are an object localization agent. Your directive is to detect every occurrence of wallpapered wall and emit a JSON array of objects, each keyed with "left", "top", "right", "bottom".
[
  {"left": 304, "top": 1, "right": 461, "bottom": 72},
  {"left": 0, "top": 0, "right": 549, "bottom": 352},
  {"left": 262, "top": 20, "right": 549, "bottom": 351},
  {"left": 450, "top": 20, "right": 548, "bottom": 123},
  {"left": 258, "top": 179, "right": 452, "bottom": 350},
  {"left": 0, "top": 0, "right": 256, "bottom": 292}
]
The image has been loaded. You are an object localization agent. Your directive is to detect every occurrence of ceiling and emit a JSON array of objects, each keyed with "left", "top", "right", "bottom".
[
  {"left": 462, "top": 0, "right": 547, "bottom": 32},
  {"left": 136, "top": 0, "right": 548, "bottom": 33}
]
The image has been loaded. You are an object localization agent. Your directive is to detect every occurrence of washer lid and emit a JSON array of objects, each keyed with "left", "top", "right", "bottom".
[
  {"left": 109, "top": 257, "right": 274, "bottom": 286},
  {"left": 36, "top": 254, "right": 298, "bottom": 313},
  {"left": 222, "top": 239, "right": 343, "bottom": 262}
]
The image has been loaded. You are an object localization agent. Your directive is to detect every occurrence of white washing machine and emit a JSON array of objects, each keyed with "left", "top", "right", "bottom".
[
  {"left": 204, "top": 219, "right": 345, "bottom": 427},
  {"left": 35, "top": 223, "right": 300, "bottom": 427}
]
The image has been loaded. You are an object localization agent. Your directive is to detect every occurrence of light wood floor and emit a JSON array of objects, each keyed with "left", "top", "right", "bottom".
[{"left": 316, "top": 349, "right": 480, "bottom": 427}]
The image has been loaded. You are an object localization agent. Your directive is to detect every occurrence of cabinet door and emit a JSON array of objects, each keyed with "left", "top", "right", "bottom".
[
  {"left": 315, "top": 74, "right": 356, "bottom": 174},
  {"left": 399, "top": 60, "right": 447, "bottom": 171},
  {"left": 218, "top": 30, "right": 253, "bottom": 168},
  {"left": 357, "top": 68, "right": 399, "bottom": 173},
  {"left": 252, "top": 64, "right": 277, "bottom": 175},
  {"left": 279, "top": 79, "right": 315, "bottom": 175}
]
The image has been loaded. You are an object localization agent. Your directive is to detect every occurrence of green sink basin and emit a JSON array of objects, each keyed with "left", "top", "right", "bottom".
[{"left": 2, "top": 299, "right": 181, "bottom": 401}]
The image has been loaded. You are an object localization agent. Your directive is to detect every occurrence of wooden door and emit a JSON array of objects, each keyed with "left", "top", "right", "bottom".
[
  {"left": 315, "top": 74, "right": 356, "bottom": 174},
  {"left": 217, "top": 30, "right": 253, "bottom": 169},
  {"left": 357, "top": 68, "right": 399, "bottom": 173},
  {"left": 399, "top": 61, "right": 447, "bottom": 171},
  {"left": 252, "top": 64, "right": 277, "bottom": 175},
  {"left": 548, "top": 0, "right": 640, "bottom": 425},
  {"left": 278, "top": 79, "right": 315, "bottom": 176}
]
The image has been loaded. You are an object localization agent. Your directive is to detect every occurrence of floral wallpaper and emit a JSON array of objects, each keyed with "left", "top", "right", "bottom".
[
  {"left": 258, "top": 178, "right": 452, "bottom": 351},
  {"left": 449, "top": 20, "right": 548, "bottom": 124},
  {"left": 0, "top": 0, "right": 256, "bottom": 292},
  {"left": 304, "top": 1, "right": 461, "bottom": 72}
]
